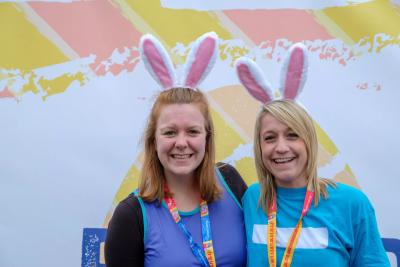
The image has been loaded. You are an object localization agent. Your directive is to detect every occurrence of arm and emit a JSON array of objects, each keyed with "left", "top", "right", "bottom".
[
  {"left": 217, "top": 162, "right": 248, "bottom": 204},
  {"left": 350, "top": 201, "right": 390, "bottom": 267},
  {"left": 105, "top": 194, "right": 145, "bottom": 267}
]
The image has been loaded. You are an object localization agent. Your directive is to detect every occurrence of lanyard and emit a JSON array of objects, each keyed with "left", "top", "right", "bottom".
[
  {"left": 164, "top": 186, "right": 216, "bottom": 267},
  {"left": 267, "top": 187, "right": 314, "bottom": 267}
]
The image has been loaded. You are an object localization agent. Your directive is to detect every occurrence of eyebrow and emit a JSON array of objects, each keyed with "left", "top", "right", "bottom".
[
  {"left": 158, "top": 124, "right": 204, "bottom": 130},
  {"left": 261, "top": 127, "right": 295, "bottom": 137},
  {"left": 261, "top": 130, "right": 276, "bottom": 135}
]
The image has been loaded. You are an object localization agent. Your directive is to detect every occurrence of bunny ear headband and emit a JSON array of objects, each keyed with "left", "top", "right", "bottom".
[
  {"left": 139, "top": 32, "right": 219, "bottom": 90},
  {"left": 235, "top": 43, "right": 308, "bottom": 104}
]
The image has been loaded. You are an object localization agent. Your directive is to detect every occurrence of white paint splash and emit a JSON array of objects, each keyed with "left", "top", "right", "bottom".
[
  {"left": 222, "top": 143, "right": 253, "bottom": 165},
  {"left": 161, "top": 0, "right": 373, "bottom": 11}
]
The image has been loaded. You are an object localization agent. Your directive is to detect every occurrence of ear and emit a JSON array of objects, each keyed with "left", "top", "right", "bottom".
[
  {"left": 182, "top": 32, "right": 219, "bottom": 88},
  {"left": 235, "top": 57, "right": 274, "bottom": 104},
  {"left": 139, "top": 34, "right": 176, "bottom": 90},
  {"left": 279, "top": 43, "right": 308, "bottom": 100}
]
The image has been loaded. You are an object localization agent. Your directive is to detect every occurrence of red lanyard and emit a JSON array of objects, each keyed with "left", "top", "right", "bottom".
[{"left": 267, "top": 187, "right": 314, "bottom": 267}]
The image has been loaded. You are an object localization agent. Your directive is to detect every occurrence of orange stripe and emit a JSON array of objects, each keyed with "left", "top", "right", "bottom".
[
  {"left": 0, "top": 86, "right": 15, "bottom": 100},
  {"left": 29, "top": 1, "right": 142, "bottom": 58}
]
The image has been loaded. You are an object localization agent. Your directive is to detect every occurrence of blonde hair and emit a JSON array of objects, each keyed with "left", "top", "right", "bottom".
[
  {"left": 253, "top": 99, "right": 335, "bottom": 214},
  {"left": 139, "top": 87, "right": 221, "bottom": 203}
]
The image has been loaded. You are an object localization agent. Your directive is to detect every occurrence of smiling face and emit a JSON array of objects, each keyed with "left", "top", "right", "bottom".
[
  {"left": 155, "top": 103, "right": 207, "bottom": 181},
  {"left": 259, "top": 113, "right": 308, "bottom": 188}
]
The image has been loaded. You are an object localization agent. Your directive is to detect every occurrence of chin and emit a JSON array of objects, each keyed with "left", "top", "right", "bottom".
[{"left": 170, "top": 167, "right": 195, "bottom": 176}]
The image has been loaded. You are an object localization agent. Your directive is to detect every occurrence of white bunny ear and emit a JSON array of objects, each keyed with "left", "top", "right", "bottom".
[
  {"left": 182, "top": 32, "right": 219, "bottom": 88},
  {"left": 279, "top": 43, "right": 308, "bottom": 100},
  {"left": 139, "top": 34, "right": 176, "bottom": 90},
  {"left": 235, "top": 57, "right": 274, "bottom": 104}
]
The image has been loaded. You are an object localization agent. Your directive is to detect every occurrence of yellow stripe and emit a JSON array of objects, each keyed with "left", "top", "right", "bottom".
[
  {"left": 314, "top": 121, "right": 338, "bottom": 156},
  {"left": 20, "top": 71, "right": 39, "bottom": 96},
  {"left": 104, "top": 162, "right": 141, "bottom": 227},
  {"left": 311, "top": 10, "right": 356, "bottom": 46},
  {"left": 114, "top": 164, "right": 141, "bottom": 204},
  {"left": 111, "top": 0, "right": 157, "bottom": 37},
  {"left": 37, "top": 72, "right": 85, "bottom": 100},
  {"left": 211, "top": 107, "right": 246, "bottom": 162},
  {"left": 0, "top": 3, "right": 68, "bottom": 70},
  {"left": 313, "top": 0, "right": 400, "bottom": 47},
  {"left": 235, "top": 157, "right": 258, "bottom": 185},
  {"left": 122, "top": 0, "right": 232, "bottom": 47}
]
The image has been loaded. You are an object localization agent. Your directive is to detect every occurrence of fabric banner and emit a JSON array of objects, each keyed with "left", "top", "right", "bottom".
[{"left": 0, "top": 0, "right": 399, "bottom": 266}]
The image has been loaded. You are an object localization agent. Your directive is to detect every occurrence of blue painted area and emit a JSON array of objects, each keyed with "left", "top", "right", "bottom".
[
  {"left": 81, "top": 228, "right": 107, "bottom": 267},
  {"left": 383, "top": 238, "right": 400, "bottom": 267}
]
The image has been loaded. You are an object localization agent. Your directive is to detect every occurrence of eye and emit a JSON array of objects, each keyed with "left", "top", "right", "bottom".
[
  {"left": 162, "top": 130, "right": 176, "bottom": 137},
  {"left": 287, "top": 132, "right": 299, "bottom": 140},
  {"left": 188, "top": 129, "right": 201, "bottom": 136},
  {"left": 263, "top": 135, "right": 276, "bottom": 143}
]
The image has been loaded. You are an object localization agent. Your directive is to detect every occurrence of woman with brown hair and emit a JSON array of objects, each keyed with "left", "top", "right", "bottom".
[{"left": 105, "top": 33, "right": 247, "bottom": 267}]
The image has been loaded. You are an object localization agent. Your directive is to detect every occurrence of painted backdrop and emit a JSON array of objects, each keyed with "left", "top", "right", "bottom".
[{"left": 1, "top": 0, "right": 399, "bottom": 266}]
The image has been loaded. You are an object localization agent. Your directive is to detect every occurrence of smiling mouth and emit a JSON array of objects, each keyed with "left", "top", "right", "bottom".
[
  {"left": 171, "top": 154, "right": 193, "bottom": 159},
  {"left": 272, "top": 157, "right": 295, "bottom": 164}
]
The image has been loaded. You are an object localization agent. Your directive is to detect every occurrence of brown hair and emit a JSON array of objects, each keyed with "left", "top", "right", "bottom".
[
  {"left": 139, "top": 87, "right": 221, "bottom": 203},
  {"left": 253, "top": 99, "right": 335, "bottom": 214}
]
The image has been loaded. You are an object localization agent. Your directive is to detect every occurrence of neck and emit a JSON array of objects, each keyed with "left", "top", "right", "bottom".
[
  {"left": 275, "top": 177, "right": 307, "bottom": 189},
  {"left": 165, "top": 174, "right": 200, "bottom": 212},
  {"left": 165, "top": 173, "right": 196, "bottom": 193}
]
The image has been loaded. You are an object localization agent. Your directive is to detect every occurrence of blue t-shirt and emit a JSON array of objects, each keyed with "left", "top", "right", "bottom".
[{"left": 242, "top": 182, "right": 389, "bottom": 267}]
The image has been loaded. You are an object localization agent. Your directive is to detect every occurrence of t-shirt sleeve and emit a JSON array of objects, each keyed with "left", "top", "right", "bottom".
[
  {"left": 217, "top": 162, "right": 248, "bottom": 204},
  {"left": 350, "top": 195, "right": 390, "bottom": 267},
  {"left": 105, "top": 194, "right": 144, "bottom": 267}
]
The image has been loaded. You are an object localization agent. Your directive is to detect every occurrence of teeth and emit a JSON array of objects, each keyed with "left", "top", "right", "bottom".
[
  {"left": 273, "top": 158, "right": 294, "bottom": 163},
  {"left": 172, "top": 154, "right": 191, "bottom": 159}
]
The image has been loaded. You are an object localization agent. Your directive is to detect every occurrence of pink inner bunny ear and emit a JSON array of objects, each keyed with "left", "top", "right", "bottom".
[
  {"left": 280, "top": 43, "right": 308, "bottom": 100},
  {"left": 139, "top": 35, "right": 175, "bottom": 90},
  {"left": 183, "top": 32, "right": 218, "bottom": 88},
  {"left": 235, "top": 57, "right": 274, "bottom": 104}
]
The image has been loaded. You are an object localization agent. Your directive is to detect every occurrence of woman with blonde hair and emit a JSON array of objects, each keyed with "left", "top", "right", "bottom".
[
  {"left": 105, "top": 33, "right": 247, "bottom": 267},
  {"left": 235, "top": 44, "right": 389, "bottom": 266}
]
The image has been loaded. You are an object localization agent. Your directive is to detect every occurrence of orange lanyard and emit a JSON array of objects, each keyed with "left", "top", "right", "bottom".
[
  {"left": 164, "top": 184, "right": 216, "bottom": 267},
  {"left": 267, "top": 187, "right": 314, "bottom": 267}
]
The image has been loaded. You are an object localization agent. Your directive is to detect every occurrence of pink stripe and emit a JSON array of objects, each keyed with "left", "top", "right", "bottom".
[
  {"left": 143, "top": 40, "right": 173, "bottom": 88},
  {"left": 237, "top": 64, "right": 272, "bottom": 103},
  {"left": 284, "top": 47, "right": 304, "bottom": 99},
  {"left": 224, "top": 10, "right": 332, "bottom": 43},
  {"left": 185, "top": 37, "right": 215, "bottom": 88},
  {"left": 29, "top": 1, "right": 141, "bottom": 58}
]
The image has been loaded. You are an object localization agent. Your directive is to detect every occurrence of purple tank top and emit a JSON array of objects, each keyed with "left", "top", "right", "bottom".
[{"left": 138, "top": 168, "right": 246, "bottom": 267}]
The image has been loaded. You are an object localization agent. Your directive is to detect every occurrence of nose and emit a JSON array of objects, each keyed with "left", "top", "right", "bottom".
[
  {"left": 275, "top": 136, "right": 289, "bottom": 154},
  {"left": 175, "top": 133, "right": 188, "bottom": 149}
]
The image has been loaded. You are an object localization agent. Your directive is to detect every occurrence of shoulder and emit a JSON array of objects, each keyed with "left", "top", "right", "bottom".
[
  {"left": 216, "top": 162, "right": 248, "bottom": 203},
  {"left": 106, "top": 193, "right": 145, "bottom": 243},
  {"left": 216, "top": 162, "right": 245, "bottom": 183},
  {"left": 109, "top": 194, "right": 144, "bottom": 230},
  {"left": 246, "top": 183, "right": 260, "bottom": 194},
  {"left": 117, "top": 194, "right": 143, "bottom": 213},
  {"left": 242, "top": 183, "right": 260, "bottom": 204},
  {"left": 330, "top": 183, "right": 371, "bottom": 202},
  {"left": 328, "top": 182, "right": 374, "bottom": 213}
]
